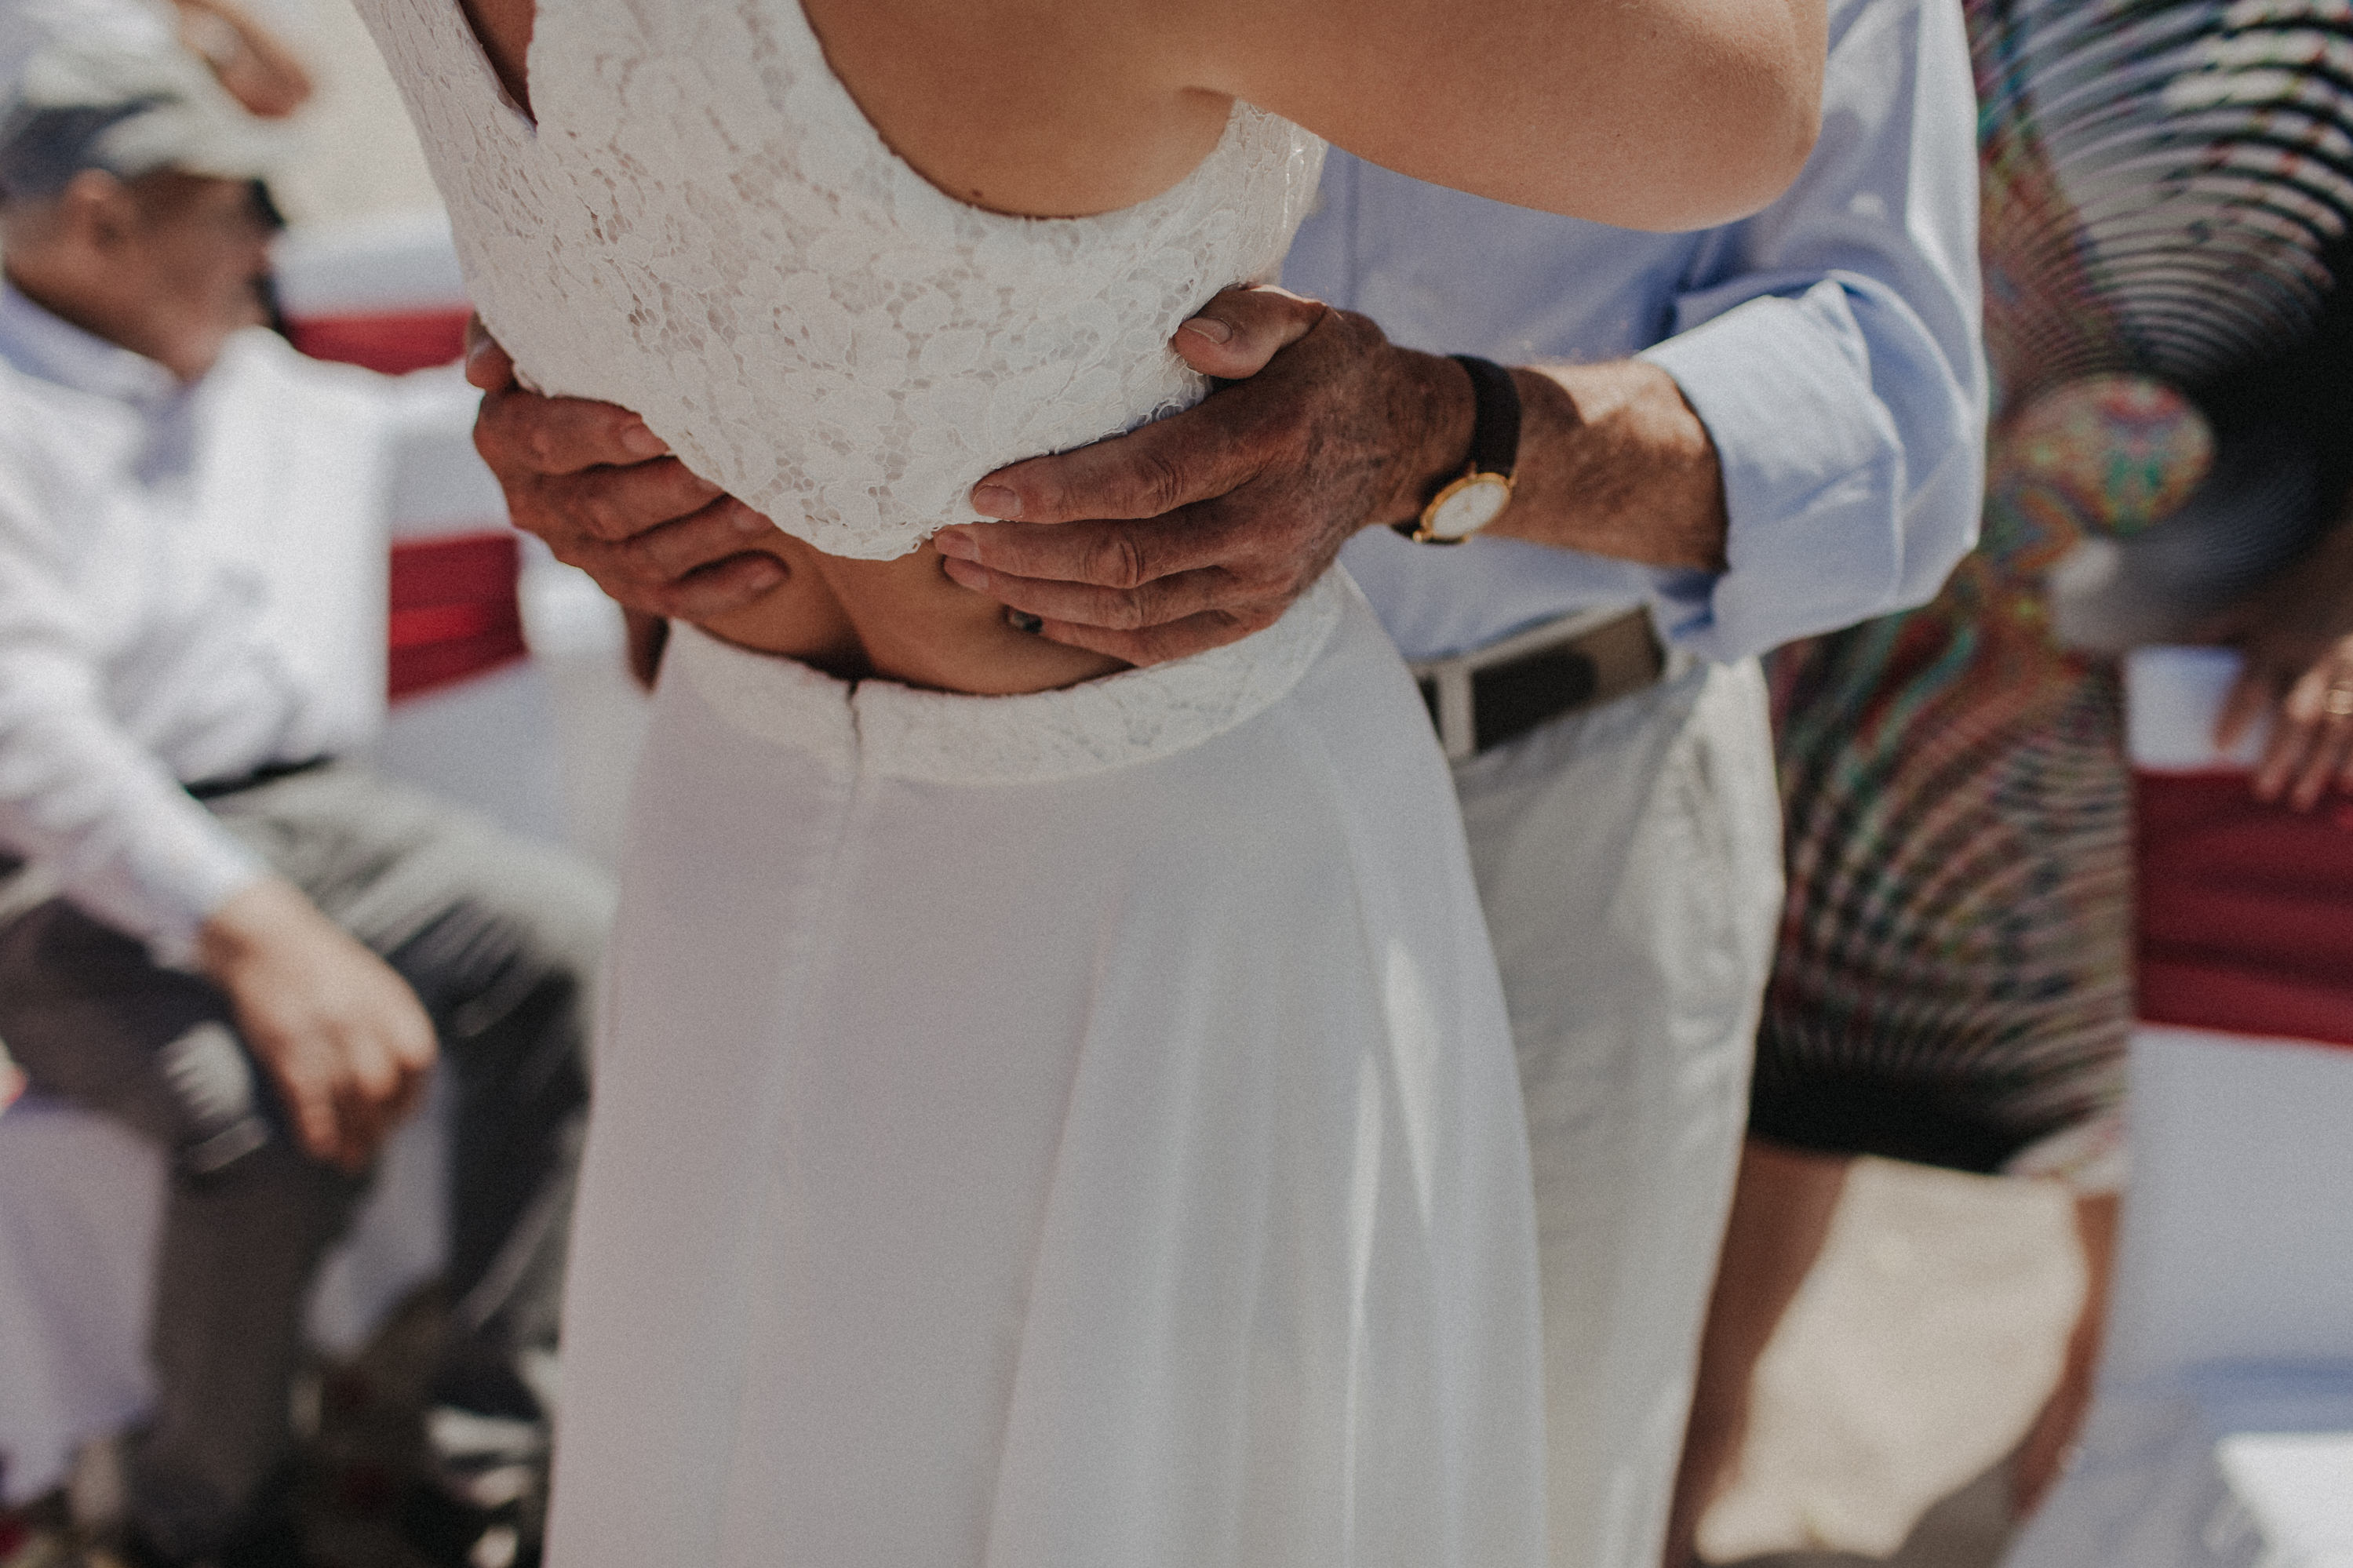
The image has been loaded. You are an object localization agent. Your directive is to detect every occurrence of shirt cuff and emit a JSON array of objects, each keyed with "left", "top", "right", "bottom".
[
  {"left": 127, "top": 822, "right": 272, "bottom": 970},
  {"left": 1639, "top": 283, "right": 1910, "bottom": 661}
]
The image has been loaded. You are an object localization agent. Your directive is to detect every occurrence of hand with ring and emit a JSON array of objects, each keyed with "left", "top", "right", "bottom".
[{"left": 2207, "top": 507, "right": 2353, "bottom": 809}]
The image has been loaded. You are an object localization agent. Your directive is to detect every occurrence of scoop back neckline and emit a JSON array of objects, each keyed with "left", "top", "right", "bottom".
[{"left": 453, "top": 0, "right": 1261, "bottom": 229}]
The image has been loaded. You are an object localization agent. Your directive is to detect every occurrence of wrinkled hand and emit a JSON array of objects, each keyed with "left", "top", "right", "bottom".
[
  {"left": 2208, "top": 522, "right": 2353, "bottom": 810},
  {"left": 467, "top": 318, "right": 791, "bottom": 624},
  {"left": 933, "top": 285, "right": 1469, "bottom": 665},
  {"left": 196, "top": 879, "right": 437, "bottom": 1173}
]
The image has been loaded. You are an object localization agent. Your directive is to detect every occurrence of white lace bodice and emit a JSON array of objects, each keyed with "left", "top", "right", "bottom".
[{"left": 355, "top": 0, "right": 1325, "bottom": 559}]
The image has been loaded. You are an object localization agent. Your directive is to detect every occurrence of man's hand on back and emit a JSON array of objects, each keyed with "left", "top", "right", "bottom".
[
  {"left": 467, "top": 319, "right": 792, "bottom": 623},
  {"left": 932, "top": 286, "right": 1473, "bottom": 664},
  {"left": 934, "top": 283, "right": 1727, "bottom": 664},
  {"left": 464, "top": 289, "right": 1726, "bottom": 671},
  {"left": 197, "top": 878, "right": 436, "bottom": 1173},
  {"left": 462, "top": 292, "right": 1473, "bottom": 668}
]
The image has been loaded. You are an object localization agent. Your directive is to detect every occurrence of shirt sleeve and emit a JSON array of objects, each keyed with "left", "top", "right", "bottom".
[
  {"left": 0, "top": 467, "right": 267, "bottom": 966},
  {"left": 1634, "top": 0, "right": 1987, "bottom": 662}
]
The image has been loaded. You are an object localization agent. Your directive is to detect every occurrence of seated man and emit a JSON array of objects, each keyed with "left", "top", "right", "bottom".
[{"left": 0, "top": 16, "right": 606, "bottom": 1567}]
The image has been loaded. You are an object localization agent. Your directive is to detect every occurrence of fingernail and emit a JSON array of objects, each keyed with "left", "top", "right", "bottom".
[
  {"left": 1179, "top": 315, "right": 1233, "bottom": 344},
  {"left": 940, "top": 555, "right": 985, "bottom": 590},
  {"left": 971, "top": 485, "right": 1022, "bottom": 519},
  {"left": 934, "top": 527, "right": 978, "bottom": 559},
  {"left": 732, "top": 505, "right": 771, "bottom": 534},
  {"left": 621, "top": 423, "right": 669, "bottom": 458}
]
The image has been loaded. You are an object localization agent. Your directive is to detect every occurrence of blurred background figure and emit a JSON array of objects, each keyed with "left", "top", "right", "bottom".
[
  {"left": 1674, "top": 0, "right": 2353, "bottom": 1556},
  {"left": 0, "top": 5, "right": 609, "bottom": 1566}
]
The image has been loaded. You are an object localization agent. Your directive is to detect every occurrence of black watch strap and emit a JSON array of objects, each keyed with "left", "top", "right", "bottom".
[{"left": 1452, "top": 354, "right": 1521, "bottom": 480}]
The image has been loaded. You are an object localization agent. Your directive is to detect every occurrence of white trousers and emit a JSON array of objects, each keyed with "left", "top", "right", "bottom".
[{"left": 1450, "top": 655, "right": 1784, "bottom": 1568}]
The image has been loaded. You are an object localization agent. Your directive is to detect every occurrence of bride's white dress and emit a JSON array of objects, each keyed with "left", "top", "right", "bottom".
[{"left": 357, "top": 2, "right": 1549, "bottom": 1563}]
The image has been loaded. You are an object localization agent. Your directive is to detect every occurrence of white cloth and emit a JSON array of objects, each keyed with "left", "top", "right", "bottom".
[
  {"left": 0, "top": 289, "right": 475, "bottom": 961},
  {"left": 354, "top": 0, "right": 1323, "bottom": 562},
  {"left": 555, "top": 577, "right": 1547, "bottom": 1568},
  {"left": 1449, "top": 655, "right": 1785, "bottom": 1568}
]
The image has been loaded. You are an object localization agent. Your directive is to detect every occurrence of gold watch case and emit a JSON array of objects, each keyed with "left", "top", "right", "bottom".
[{"left": 1408, "top": 468, "right": 1514, "bottom": 544}]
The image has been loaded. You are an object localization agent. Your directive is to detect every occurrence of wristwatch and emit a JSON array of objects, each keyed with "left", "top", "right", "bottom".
[{"left": 1396, "top": 355, "right": 1520, "bottom": 544}]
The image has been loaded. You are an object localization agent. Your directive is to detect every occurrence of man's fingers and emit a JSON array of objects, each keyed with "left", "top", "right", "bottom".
[
  {"left": 283, "top": 1062, "right": 367, "bottom": 1171},
  {"left": 475, "top": 383, "right": 670, "bottom": 478},
  {"left": 573, "top": 494, "right": 787, "bottom": 589},
  {"left": 650, "top": 551, "right": 792, "bottom": 620},
  {"left": 2254, "top": 715, "right": 2311, "bottom": 803},
  {"left": 328, "top": 1035, "right": 429, "bottom": 1170},
  {"left": 337, "top": 1039, "right": 401, "bottom": 1126},
  {"left": 377, "top": 1039, "right": 435, "bottom": 1141},
  {"left": 2254, "top": 664, "right": 2328, "bottom": 802},
  {"left": 2291, "top": 721, "right": 2353, "bottom": 810},
  {"left": 2215, "top": 666, "right": 2273, "bottom": 752},
  {"left": 941, "top": 555, "right": 1244, "bottom": 631},
  {"left": 559, "top": 529, "right": 788, "bottom": 620},
  {"left": 938, "top": 508, "right": 1248, "bottom": 589},
  {"left": 967, "top": 398, "right": 1269, "bottom": 526},
  {"left": 463, "top": 314, "right": 515, "bottom": 392},
  {"left": 1036, "top": 600, "right": 1284, "bottom": 666},
  {"left": 1170, "top": 285, "right": 1328, "bottom": 381},
  {"left": 2295, "top": 734, "right": 2347, "bottom": 809},
  {"left": 281, "top": 1068, "right": 344, "bottom": 1166},
  {"left": 530, "top": 458, "right": 729, "bottom": 545}
]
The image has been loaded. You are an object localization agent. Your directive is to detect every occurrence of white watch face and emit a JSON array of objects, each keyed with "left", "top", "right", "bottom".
[{"left": 1428, "top": 473, "right": 1513, "bottom": 539}]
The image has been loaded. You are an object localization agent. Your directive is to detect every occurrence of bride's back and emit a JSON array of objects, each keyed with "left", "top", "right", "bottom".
[{"left": 394, "top": 0, "right": 1331, "bottom": 693}]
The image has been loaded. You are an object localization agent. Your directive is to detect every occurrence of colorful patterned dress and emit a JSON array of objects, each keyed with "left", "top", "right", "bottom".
[{"left": 1750, "top": 0, "right": 2353, "bottom": 1180}]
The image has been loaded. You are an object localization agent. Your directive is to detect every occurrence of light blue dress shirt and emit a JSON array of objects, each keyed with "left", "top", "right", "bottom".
[{"left": 1288, "top": 0, "right": 1988, "bottom": 664}]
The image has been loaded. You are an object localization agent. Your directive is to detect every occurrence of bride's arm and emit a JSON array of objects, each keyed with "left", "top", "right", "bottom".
[
  {"left": 472, "top": 0, "right": 1819, "bottom": 232},
  {"left": 1208, "top": 0, "right": 1825, "bottom": 230}
]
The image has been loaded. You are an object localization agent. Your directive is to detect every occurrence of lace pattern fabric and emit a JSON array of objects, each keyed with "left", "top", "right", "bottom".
[
  {"left": 672, "top": 571, "right": 1349, "bottom": 784},
  {"left": 355, "top": 0, "right": 1325, "bottom": 559}
]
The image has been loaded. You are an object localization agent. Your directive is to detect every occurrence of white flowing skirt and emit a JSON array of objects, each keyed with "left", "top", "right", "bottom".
[{"left": 546, "top": 573, "right": 1547, "bottom": 1568}]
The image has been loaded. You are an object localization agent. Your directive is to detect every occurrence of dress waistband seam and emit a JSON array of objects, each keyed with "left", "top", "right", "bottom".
[{"left": 670, "top": 574, "right": 1349, "bottom": 785}]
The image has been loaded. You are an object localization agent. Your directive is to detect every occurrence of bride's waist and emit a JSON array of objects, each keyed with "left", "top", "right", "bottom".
[
  {"left": 668, "top": 572, "right": 1353, "bottom": 785},
  {"left": 690, "top": 534, "right": 1125, "bottom": 696}
]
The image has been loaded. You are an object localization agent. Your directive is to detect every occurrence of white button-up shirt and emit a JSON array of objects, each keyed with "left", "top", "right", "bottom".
[
  {"left": 1290, "top": 0, "right": 1987, "bottom": 664},
  {"left": 0, "top": 287, "right": 455, "bottom": 962}
]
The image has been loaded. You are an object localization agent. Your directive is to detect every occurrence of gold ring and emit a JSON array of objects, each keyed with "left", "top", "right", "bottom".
[{"left": 2326, "top": 684, "right": 2353, "bottom": 719}]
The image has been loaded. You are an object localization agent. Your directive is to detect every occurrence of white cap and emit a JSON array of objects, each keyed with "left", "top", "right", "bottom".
[{"left": 0, "top": 0, "right": 291, "bottom": 198}]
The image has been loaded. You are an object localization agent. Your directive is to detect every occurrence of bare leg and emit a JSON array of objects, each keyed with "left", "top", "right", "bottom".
[
  {"left": 1663, "top": 1138, "right": 1850, "bottom": 1567},
  {"left": 2009, "top": 1191, "right": 2119, "bottom": 1518}
]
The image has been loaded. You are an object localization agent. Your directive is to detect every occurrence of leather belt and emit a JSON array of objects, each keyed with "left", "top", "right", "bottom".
[
  {"left": 184, "top": 755, "right": 334, "bottom": 802},
  {"left": 1411, "top": 606, "right": 1663, "bottom": 762}
]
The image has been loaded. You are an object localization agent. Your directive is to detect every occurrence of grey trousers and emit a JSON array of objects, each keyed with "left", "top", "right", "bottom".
[
  {"left": 0, "top": 766, "right": 610, "bottom": 1558},
  {"left": 1450, "top": 657, "right": 1784, "bottom": 1568}
]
